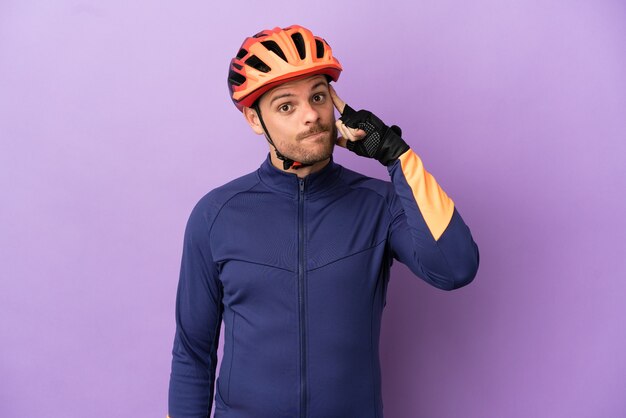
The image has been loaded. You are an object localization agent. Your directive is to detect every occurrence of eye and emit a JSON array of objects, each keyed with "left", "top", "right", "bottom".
[
  {"left": 278, "top": 103, "right": 292, "bottom": 113},
  {"left": 312, "top": 93, "right": 326, "bottom": 103}
]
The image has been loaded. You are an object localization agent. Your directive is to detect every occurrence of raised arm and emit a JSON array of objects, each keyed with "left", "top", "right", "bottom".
[
  {"left": 329, "top": 85, "right": 479, "bottom": 290},
  {"left": 387, "top": 149, "right": 479, "bottom": 290}
]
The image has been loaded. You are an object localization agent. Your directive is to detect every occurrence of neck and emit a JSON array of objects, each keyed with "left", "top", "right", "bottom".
[{"left": 269, "top": 153, "right": 331, "bottom": 178}]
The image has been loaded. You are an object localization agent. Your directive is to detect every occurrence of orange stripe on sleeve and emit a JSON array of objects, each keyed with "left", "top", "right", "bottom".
[{"left": 398, "top": 149, "right": 455, "bottom": 241}]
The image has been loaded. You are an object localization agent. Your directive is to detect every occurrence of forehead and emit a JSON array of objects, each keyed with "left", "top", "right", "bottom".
[{"left": 264, "top": 75, "right": 328, "bottom": 99}]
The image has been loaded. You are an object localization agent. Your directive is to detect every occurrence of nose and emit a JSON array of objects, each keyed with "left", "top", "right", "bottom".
[{"left": 302, "top": 101, "right": 321, "bottom": 124}]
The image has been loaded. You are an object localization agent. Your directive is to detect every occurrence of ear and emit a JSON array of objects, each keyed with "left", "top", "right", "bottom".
[{"left": 243, "top": 106, "right": 265, "bottom": 135}]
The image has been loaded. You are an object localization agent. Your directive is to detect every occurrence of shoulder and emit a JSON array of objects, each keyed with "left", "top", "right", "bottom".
[
  {"left": 337, "top": 165, "right": 395, "bottom": 200},
  {"left": 188, "top": 170, "right": 261, "bottom": 228}
]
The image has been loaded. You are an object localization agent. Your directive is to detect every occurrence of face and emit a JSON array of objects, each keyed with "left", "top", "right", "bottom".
[{"left": 244, "top": 75, "right": 337, "bottom": 166}]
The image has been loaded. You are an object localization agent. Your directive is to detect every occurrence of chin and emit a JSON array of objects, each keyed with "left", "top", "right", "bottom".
[{"left": 299, "top": 143, "right": 335, "bottom": 165}]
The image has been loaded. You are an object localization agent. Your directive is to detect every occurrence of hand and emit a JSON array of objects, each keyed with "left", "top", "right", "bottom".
[
  {"left": 329, "top": 85, "right": 367, "bottom": 148},
  {"left": 329, "top": 85, "right": 410, "bottom": 166}
]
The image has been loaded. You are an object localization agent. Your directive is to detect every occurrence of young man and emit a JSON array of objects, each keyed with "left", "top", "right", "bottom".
[{"left": 168, "top": 25, "right": 479, "bottom": 418}]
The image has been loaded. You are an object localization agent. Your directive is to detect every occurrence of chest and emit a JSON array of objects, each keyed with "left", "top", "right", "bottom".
[{"left": 210, "top": 189, "right": 390, "bottom": 272}]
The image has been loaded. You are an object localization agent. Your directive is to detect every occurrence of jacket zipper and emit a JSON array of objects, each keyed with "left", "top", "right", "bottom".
[{"left": 298, "top": 178, "right": 307, "bottom": 418}]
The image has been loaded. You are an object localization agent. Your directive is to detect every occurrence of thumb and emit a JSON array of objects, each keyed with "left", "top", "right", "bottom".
[{"left": 335, "top": 134, "right": 348, "bottom": 148}]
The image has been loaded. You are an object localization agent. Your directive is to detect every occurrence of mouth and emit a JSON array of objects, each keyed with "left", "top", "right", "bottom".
[{"left": 300, "top": 131, "right": 328, "bottom": 141}]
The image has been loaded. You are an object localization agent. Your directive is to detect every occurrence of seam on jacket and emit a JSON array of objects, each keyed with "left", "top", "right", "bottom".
[
  {"left": 431, "top": 212, "right": 460, "bottom": 289},
  {"left": 338, "top": 166, "right": 391, "bottom": 198},
  {"left": 206, "top": 178, "right": 263, "bottom": 246},
  {"left": 369, "top": 268, "right": 379, "bottom": 418},
  {"left": 194, "top": 180, "right": 259, "bottom": 412},
  {"left": 226, "top": 309, "right": 236, "bottom": 406},
  {"left": 216, "top": 257, "right": 295, "bottom": 273},
  {"left": 338, "top": 171, "right": 397, "bottom": 229},
  {"left": 344, "top": 183, "right": 388, "bottom": 200},
  {"left": 201, "top": 284, "right": 223, "bottom": 418},
  {"left": 307, "top": 239, "right": 387, "bottom": 271},
  {"left": 191, "top": 202, "right": 226, "bottom": 416}
]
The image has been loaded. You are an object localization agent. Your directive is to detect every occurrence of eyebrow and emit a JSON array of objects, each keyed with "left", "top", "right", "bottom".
[{"left": 268, "top": 80, "right": 328, "bottom": 106}]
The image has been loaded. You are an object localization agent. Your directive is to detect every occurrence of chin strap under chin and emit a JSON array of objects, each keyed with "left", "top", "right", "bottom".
[
  {"left": 253, "top": 104, "right": 311, "bottom": 170},
  {"left": 274, "top": 148, "right": 306, "bottom": 171}
]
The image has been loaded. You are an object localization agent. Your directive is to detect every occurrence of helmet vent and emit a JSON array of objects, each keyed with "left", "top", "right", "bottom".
[
  {"left": 232, "top": 63, "right": 243, "bottom": 70},
  {"left": 261, "top": 40, "right": 288, "bottom": 62},
  {"left": 245, "top": 55, "right": 271, "bottom": 73},
  {"left": 236, "top": 48, "right": 247, "bottom": 60},
  {"left": 253, "top": 32, "right": 268, "bottom": 38},
  {"left": 290, "top": 33, "right": 306, "bottom": 59},
  {"left": 315, "top": 39, "right": 325, "bottom": 59},
  {"left": 228, "top": 70, "right": 246, "bottom": 87}
]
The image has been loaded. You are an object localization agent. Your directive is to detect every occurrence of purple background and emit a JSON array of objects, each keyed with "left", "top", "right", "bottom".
[{"left": 1, "top": 1, "right": 625, "bottom": 417}]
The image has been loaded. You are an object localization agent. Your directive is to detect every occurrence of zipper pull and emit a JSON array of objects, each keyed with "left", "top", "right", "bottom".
[{"left": 299, "top": 178, "right": 305, "bottom": 193}]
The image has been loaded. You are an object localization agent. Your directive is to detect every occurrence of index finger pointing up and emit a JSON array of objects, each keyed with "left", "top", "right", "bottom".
[{"left": 329, "top": 84, "right": 346, "bottom": 115}]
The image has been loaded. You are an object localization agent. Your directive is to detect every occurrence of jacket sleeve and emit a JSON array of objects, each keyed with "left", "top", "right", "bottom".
[
  {"left": 387, "top": 149, "right": 480, "bottom": 290},
  {"left": 168, "top": 201, "right": 224, "bottom": 417}
]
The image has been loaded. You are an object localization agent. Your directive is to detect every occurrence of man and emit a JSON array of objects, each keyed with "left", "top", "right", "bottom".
[{"left": 168, "top": 25, "right": 479, "bottom": 418}]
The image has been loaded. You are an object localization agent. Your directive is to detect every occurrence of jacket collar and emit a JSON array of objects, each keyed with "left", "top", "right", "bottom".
[{"left": 257, "top": 153, "right": 342, "bottom": 197}]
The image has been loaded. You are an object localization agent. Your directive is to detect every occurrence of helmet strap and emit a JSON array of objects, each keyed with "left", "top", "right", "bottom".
[{"left": 253, "top": 104, "right": 310, "bottom": 171}]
